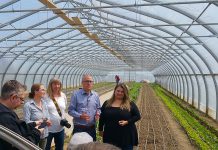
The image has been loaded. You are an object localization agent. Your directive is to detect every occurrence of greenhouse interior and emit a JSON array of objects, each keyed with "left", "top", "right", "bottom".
[{"left": 0, "top": 0, "right": 218, "bottom": 150}]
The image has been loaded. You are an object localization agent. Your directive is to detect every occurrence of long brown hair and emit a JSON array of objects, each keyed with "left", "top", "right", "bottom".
[
  {"left": 47, "top": 78, "right": 62, "bottom": 99},
  {"left": 106, "top": 83, "right": 131, "bottom": 111}
]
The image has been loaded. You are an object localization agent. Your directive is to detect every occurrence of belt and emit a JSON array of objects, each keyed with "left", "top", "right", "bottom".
[{"left": 74, "top": 124, "right": 95, "bottom": 129}]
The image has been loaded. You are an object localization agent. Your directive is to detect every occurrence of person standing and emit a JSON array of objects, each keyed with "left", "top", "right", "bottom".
[
  {"left": 68, "top": 74, "right": 101, "bottom": 141},
  {"left": 45, "top": 78, "right": 68, "bottom": 150},
  {"left": 0, "top": 80, "right": 41, "bottom": 149},
  {"left": 23, "top": 83, "right": 52, "bottom": 149},
  {"left": 99, "top": 83, "right": 141, "bottom": 150},
  {"left": 115, "top": 75, "right": 120, "bottom": 85}
]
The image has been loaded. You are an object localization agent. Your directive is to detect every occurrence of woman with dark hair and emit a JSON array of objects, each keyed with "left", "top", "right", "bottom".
[
  {"left": 99, "top": 83, "right": 141, "bottom": 150},
  {"left": 45, "top": 78, "right": 68, "bottom": 150},
  {"left": 23, "top": 83, "right": 51, "bottom": 149}
]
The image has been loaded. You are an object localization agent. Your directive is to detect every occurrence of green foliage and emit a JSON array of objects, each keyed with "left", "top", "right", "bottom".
[
  {"left": 64, "top": 82, "right": 115, "bottom": 91},
  {"left": 93, "top": 82, "right": 115, "bottom": 89},
  {"left": 128, "top": 82, "right": 142, "bottom": 102},
  {"left": 152, "top": 84, "right": 218, "bottom": 150},
  {"left": 96, "top": 120, "right": 102, "bottom": 142}
]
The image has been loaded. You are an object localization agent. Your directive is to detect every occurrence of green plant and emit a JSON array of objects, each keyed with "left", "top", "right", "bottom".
[
  {"left": 128, "top": 82, "right": 142, "bottom": 102},
  {"left": 152, "top": 84, "right": 218, "bottom": 149}
]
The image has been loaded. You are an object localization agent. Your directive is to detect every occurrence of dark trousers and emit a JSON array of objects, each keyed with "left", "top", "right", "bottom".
[
  {"left": 45, "top": 129, "right": 65, "bottom": 150},
  {"left": 120, "top": 145, "right": 133, "bottom": 150},
  {"left": 73, "top": 125, "right": 96, "bottom": 141}
]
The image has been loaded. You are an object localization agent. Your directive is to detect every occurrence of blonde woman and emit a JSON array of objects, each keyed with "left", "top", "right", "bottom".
[
  {"left": 99, "top": 83, "right": 141, "bottom": 150},
  {"left": 45, "top": 78, "right": 68, "bottom": 150},
  {"left": 23, "top": 83, "right": 51, "bottom": 149}
]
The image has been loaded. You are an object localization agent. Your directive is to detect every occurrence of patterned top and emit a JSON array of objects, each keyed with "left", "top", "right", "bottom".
[{"left": 23, "top": 99, "right": 50, "bottom": 139}]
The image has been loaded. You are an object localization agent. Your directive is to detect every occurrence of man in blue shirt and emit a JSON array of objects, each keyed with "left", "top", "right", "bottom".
[{"left": 68, "top": 74, "right": 101, "bottom": 141}]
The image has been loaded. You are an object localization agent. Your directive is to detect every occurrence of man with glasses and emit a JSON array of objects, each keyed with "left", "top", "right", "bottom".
[
  {"left": 0, "top": 80, "right": 41, "bottom": 149},
  {"left": 68, "top": 74, "right": 101, "bottom": 141}
]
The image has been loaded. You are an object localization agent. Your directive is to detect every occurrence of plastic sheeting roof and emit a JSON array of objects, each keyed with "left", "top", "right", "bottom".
[{"left": 1, "top": 0, "right": 218, "bottom": 73}]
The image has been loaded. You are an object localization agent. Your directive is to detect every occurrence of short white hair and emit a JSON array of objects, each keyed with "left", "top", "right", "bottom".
[
  {"left": 67, "top": 132, "right": 93, "bottom": 150},
  {"left": 82, "top": 74, "right": 92, "bottom": 81}
]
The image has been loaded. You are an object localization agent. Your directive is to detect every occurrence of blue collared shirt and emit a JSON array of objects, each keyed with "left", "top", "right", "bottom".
[
  {"left": 23, "top": 99, "right": 50, "bottom": 139},
  {"left": 68, "top": 89, "right": 101, "bottom": 126}
]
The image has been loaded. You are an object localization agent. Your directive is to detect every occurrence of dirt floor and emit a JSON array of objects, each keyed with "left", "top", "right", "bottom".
[{"left": 136, "top": 83, "right": 196, "bottom": 150}]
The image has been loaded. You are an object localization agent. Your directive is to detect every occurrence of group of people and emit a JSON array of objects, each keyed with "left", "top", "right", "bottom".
[
  {"left": 0, "top": 74, "right": 141, "bottom": 150},
  {"left": 0, "top": 78, "right": 68, "bottom": 150}
]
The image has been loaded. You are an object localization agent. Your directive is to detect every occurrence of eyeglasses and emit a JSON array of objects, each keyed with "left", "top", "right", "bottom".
[
  {"left": 16, "top": 95, "right": 25, "bottom": 103},
  {"left": 83, "top": 80, "right": 94, "bottom": 83},
  {"left": 38, "top": 89, "right": 46, "bottom": 91}
]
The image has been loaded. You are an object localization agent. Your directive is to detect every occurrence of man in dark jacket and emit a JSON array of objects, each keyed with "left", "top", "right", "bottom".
[{"left": 0, "top": 80, "right": 41, "bottom": 149}]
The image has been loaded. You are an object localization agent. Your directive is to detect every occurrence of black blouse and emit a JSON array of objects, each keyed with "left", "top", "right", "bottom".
[{"left": 99, "top": 100, "right": 141, "bottom": 147}]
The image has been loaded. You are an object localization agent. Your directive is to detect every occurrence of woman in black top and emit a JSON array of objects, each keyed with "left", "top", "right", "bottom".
[{"left": 99, "top": 83, "right": 141, "bottom": 150}]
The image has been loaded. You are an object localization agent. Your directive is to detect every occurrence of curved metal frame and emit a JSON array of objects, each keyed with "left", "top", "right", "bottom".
[{"left": 0, "top": 0, "right": 218, "bottom": 120}]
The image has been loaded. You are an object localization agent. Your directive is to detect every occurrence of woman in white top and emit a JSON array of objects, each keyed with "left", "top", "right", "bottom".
[
  {"left": 23, "top": 83, "right": 51, "bottom": 149},
  {"left": 45, "top": 78, "right": 68, "bottom": 150}
]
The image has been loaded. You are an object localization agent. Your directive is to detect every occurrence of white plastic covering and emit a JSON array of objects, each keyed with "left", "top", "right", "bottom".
[{"left": 1, "top": 0, "right": 218, "bottom": 120}]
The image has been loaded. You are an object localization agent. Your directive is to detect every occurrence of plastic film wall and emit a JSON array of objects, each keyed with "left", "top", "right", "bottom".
[{"left": 1, "top": 1, "right": 218, "bottom": 121}]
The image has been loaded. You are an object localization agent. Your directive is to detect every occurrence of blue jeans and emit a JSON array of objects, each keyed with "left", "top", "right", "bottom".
[
  {"left": 45, "top": 129, "right": 65, "bottom": 150},
  {"left": 73, "top": 125, "right": 96, "bottom": 141},
  {"left": 120, "top": 145, "right": 133, "bottom": 150}
]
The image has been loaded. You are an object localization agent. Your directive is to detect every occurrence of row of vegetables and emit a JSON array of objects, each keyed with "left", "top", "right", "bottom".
[{"left": 152, "top": 84, "right": 218, "bottom": 150}]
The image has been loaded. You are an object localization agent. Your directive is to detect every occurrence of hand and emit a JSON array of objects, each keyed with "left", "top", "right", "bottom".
[
  {"left": 35, "top": 120, "right": 43, "bottom": 126},
  {"left": 35, "top": 120, "right": 44, "bottom": 134},
  {"left": 95, "top": 114, "right": 100, "bottom": 120},
  {"left": 95, "top": 110, "right": 100, "bottom": 120},
  {"left": 46, "top": 119, "right": 52, "bottom": 126},
  {"left": 118, "top": 120, "right": 128, "bottom": 126},
  {"left": 99, "top": 131, "right": 103, "bottom": 137},
  {"left": 80, "top": 113, "right": 90, "bottom": 122},
  {"left": 37, "top": 127, "right": 44, "bottom": 134}
]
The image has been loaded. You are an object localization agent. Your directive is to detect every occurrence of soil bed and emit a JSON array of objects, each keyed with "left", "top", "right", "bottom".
[{"left": 136, "top": 83, "right": 196, "bottom": 150}]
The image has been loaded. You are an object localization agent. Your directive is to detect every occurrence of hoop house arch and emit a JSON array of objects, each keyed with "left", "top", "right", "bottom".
[{"left": 1, "top": 0, "right": 218, "bottom": 120}]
